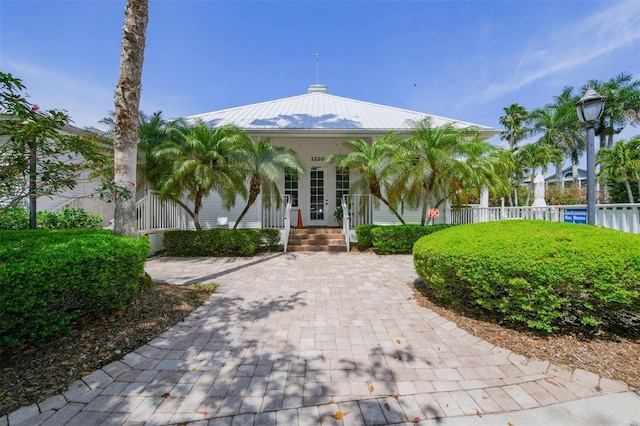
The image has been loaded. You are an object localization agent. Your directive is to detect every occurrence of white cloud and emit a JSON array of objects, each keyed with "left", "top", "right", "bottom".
[{"left": 463, "top": 1, "right": 640, "bottom": 105}]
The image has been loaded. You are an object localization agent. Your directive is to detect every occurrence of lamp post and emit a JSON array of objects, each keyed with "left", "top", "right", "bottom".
[{"left": 576, "top": 82, "right": 605, "bottom": 226}]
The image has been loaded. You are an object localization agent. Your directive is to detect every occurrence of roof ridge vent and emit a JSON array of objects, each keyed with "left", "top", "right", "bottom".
[{"left": 308, "top": 84, "right": 327, "bottom": 94}]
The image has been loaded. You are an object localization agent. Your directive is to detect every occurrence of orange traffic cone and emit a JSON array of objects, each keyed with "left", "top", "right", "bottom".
[{"left": 297, "top": 209, "right": 304, "bottom": 228}]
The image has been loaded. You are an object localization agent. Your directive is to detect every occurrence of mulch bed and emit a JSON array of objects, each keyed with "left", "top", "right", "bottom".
[
  {"left": 0, "top": 283, "right": 217, "bottom": 417},
  {"left": 410, "top": 279, "right": 640, "bottom": 391}
]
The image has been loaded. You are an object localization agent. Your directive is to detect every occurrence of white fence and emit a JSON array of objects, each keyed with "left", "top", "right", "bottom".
[{"left": 344, "top": 194, "right": 640, "bottom": 235}]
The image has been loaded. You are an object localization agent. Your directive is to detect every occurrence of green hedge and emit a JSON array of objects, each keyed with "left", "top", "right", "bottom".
[
  {"left": 0, "top": 229, "right": 150, "bottom": 346},
  {"left": 372, "top": 224, "right": 454, "bottom": 254},
  {"left": 355, "top": 224, "right": 380, "bottom": 250},
  {"left": 164, "top": 228, "right": 281, "bottom": 256},
  {"left": 0, "top": 206, "right": 103, "bottom": 230},
  {"left": 413, "top": 220, "right": 640, "bottom": 333}
]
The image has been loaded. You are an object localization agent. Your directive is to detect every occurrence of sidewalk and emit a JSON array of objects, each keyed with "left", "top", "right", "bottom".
[{"left": 4, "top": 252, "right": 639, "bottom": 425}]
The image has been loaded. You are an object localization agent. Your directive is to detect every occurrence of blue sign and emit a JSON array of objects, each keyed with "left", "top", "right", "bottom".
[{"left": 564, "top": 209, "right": 587, "bottom": 224}]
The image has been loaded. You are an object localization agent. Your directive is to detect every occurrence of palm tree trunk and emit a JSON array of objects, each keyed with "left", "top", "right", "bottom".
[
  {"left": 555, "top": 163, "right": 563, "bottom": 189},
  {"left": 113, "top": 0, "right": 148, "bottom": 237},
  {"left": 625, "top": 181, "right": 635, "bottom": 203},
  {"left": 235, "top": 186, "right": 260, "bottom": 229},
  {"left": 370, "top": 179, "right": 405, "bottom": 225}
]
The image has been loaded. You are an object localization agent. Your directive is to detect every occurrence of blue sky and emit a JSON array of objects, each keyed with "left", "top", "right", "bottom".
[{"left": 1, "top": 0, "right": 639, "bottom": 150}]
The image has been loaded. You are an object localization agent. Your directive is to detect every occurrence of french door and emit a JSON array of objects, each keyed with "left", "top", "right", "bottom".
[{"left": 308, "top": 166, "right": 328, "bottom": 226}]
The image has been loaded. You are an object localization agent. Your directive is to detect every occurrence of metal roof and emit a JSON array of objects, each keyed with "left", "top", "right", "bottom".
[{"left": 186, "top": 87, "right": 498, "bottom": 138}]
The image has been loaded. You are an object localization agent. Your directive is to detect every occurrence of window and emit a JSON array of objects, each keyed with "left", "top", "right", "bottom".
[
  {"left": 335, "top": 168, "right": 349, "bottom": 207},
  {"left": 284, "top": 168, "right": 299, "bottom": 207}
]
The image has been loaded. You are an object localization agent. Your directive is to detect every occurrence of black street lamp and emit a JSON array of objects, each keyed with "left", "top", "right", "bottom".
[{"left": 576, "top": 82, "right": 605, "bottom": 225}]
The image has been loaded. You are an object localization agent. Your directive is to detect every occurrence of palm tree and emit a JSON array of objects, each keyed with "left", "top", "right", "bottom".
[
  {"left": 393, "top": 119, "right": 505, "bottom": 225},
  {"left": 592, "top": 73, "right": 640, "bottom": 149},
  {"left": 499, "top": 103, "right": 529, "bottom": 149},
  {"left": 327, "top": 132, "right": 405, "bottom": 224},
  {"left": 155, "top": 121, "right": 247, "bottom": 230},
  {"left": 527, "top": 87, "right": 582, "bottom": 188},
  {"left": 93, "top": 110, "right": 171, "bottom": 192},
  {"left": 513, "top": 142, "right": 564, "bottom": 206},
  {"left": 597, "top": 138, "right": 638, "bottom": 203},
  {"left": 233, "top": 138, "right": 305, "bottom": 228},
  {"left": 113, "top": 0, "right": 149, "bottom": 237}
]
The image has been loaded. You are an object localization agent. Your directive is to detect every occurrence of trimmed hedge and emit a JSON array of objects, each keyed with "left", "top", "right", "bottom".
[
  {"left": 164, "top": 228, "right": 281, "bottom": 256},
  {"left": 372, "top": 224, "right": 454, "bottom": 254},
  {"left": 355, "top": 224, "right": 380, "bottom": 250},
  {"left": 0, "top": 229, "right": 150, "bottom": 346},
  {"left": 413, "top": 220, "right": 640, "bottom": 333}
]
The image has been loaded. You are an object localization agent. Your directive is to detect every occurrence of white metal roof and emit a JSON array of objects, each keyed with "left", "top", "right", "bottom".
[{"left": 186, "top": 88, "right": 498, "bottom": 138}]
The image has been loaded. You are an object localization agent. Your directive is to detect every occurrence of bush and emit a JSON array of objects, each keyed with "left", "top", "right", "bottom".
[
  {"left": 0, "top": 229, "right": 150, "bottom": 346},
  {"left": 37, "top": 208, "right": 103, "bottom": 229},
  {"left": 0, "top": 207, "right": 102, "bottom": 230},
  {"left": 164, "top": 228, "right": 281, "bottom": 256},
  {"left": 413, "top": 220, "right": 640, "bottom": 334},
  {"left": 371, "top": 224, "right": 454, "bottom": 254},
  {"left": 0, "top": 206, "right": 29, "bottom": 230},
  {"left": 355, "top": 224, "right": 380, "bottom": 250}
]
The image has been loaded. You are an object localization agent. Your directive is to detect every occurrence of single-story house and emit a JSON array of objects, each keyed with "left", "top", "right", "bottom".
[{"left": 180, "top": 84, "right": 499, "bottom": 230}]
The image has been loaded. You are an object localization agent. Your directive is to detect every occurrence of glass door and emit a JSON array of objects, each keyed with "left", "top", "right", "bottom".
[{"left": 308, "top": 166, "right": 328, "bottom": 226}]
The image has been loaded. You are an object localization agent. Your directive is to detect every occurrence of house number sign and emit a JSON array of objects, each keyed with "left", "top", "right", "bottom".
[{"left": 311, "top": 156, "right": 325, "bottom": 161}]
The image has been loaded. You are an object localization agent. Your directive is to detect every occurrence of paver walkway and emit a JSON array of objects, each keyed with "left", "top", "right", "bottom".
[{"left": 4, "top": 252, "right": 635, "bottom": 425}]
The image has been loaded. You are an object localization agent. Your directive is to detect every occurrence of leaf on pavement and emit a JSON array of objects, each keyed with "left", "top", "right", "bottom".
[
  {"left": 476, "top": 410, "right": 483, "bottom": 417},
  {"left": 396, "top": 339, "right": 401, "bottom": 344},
  {"left": 413, "top": 416, "right": 422, "bottom": 423},
  {"left": 546, "top": 378, "right": 559, "bottom": 386},
  {"left": 162, "top": 392, "right": 171, "bottom": 398},
  {"left": 333, "top": 411, "right": 349, "bottom": 420},
  {"left": 383, "top": 402, "right": 391, "bottom": 411},
  {"left": 369, "top": 385, "right": 375, "bottom": 394}
]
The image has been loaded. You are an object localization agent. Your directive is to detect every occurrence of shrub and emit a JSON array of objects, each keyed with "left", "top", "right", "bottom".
[
  {"left": 0, "top": 229, "right": 150, "bottom": 346},
  {"left": 371, "top": 224, "right": 454, "bottom": 254},
  {"left": 0, "top": 206, "right": 29, "bottom": 230},
  {"left": 38, "top": 208, "right": 103, "bottom": 229},
  {"left": 355, "top": 224, "right": 380, "bottom": 250},
  {"left": 164, "top": 228, "right": 280, "bottom": 256},
  {"left": 0, "top": 207, "right": 103, "bottom": 230},
  {"left": 413, "top": 220, "right": 640, "bottom": 334}
]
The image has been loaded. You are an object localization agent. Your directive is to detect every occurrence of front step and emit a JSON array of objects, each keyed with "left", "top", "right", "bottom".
[{"left": 287, "top": 227, "right": 348, "bottom": 252}]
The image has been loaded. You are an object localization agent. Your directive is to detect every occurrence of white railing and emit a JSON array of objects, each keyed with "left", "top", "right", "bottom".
[
  {"left": 262, "top": 195, "right": 290, "bottom": 229},
  {"left": 136, "top": 190, "right": 184, "bottom": 234},
  {"left": 343, "top": 195, "right": 639, "bottom": 235},
  {"left": 444, "top": 204, "right": 639, "bottom": 234},
  {"left": 348, "top": 194, "right": 374, "bottom": 227},
  {"left": 342, "top": 196, "right": 350, "bottom": 251},
  {"left": 283, "top": 198, "right": 292, "bottom": 252}
]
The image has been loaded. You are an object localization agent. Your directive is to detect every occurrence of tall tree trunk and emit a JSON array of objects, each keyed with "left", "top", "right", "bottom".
[
  {"left": 235, "top": 176, "right": 261, "bottom": 229},
  {"left": 555, "top": 162, "right": 563, "bottom": 189},
  {"left": 113, "top": 0, "right": 149, "bottom": 237},
  {"left": 625, "top": 181, "right": 635, "bottom": 204},
  {"left": 572, "top": 161, "right": 579, "bottom": 186}
]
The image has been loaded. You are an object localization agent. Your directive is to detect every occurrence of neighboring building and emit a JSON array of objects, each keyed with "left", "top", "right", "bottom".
[
  {"left": 545, "top": 166, "right": 587, "bottom": 188},
  {"left": 183, "top": 84, "right": 499, "bottom": 229},
  {"left": 0, "top": 117, "right": 114, "bottom": 226}
]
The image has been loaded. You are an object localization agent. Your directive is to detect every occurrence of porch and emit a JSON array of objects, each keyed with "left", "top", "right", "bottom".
[{"left": 136, "top": 191, "right": 640, "bottom": 253}]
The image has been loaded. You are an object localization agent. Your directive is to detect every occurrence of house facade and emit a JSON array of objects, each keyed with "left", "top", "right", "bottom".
[{"left": 183, "top": 85, "right": 499, "bottom": 229}]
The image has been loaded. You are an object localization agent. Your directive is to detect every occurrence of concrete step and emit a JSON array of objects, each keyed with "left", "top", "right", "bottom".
[{"left": 287, "top": 227, "right": 348, "bottom": 252}]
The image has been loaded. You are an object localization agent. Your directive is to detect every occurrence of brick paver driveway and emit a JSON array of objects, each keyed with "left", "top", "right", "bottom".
[{"left": 7, "top": 252, "right": 632, "bottom": 425}]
